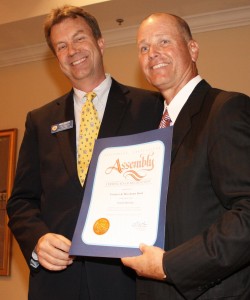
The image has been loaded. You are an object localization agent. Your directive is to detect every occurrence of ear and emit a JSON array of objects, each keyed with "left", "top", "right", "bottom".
[
  {"left": 188, "top": 40, "right": 199, "bottom": 62},
  {"left": 97, "top": 37, "right": 105, "bottom": 54}
]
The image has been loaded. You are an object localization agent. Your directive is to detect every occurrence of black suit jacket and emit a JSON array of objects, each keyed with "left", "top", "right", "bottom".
[
  {"left": 7, "top": 79, "right": 163, "bottom": 300},
  {"left": 137, "top": 80, "right": 250, "bottom": 300}
]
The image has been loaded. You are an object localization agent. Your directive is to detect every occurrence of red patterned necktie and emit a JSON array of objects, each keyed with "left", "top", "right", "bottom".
[{"left": 159, "top": 108, "right": 171, "bottom": 128}]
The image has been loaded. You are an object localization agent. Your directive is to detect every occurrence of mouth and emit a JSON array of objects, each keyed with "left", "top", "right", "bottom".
[
  {"left": 71, "top": 57, "right": 87, "bottom": 66},
  {"left": 151, "top": 63, "right": 169, "bottom": 70}
]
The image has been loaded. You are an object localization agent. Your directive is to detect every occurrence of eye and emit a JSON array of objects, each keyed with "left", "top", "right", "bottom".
[
  {"left": 74, "top": 35, "right": 86, "bottom": 43},
  {"left": 140, "top": 45, "right": 149, "bottom": 54},
  {"left": 57, "top": 43, "right": 66, "bottom": 52},
  {"left": 160, "top": 39, "right": 169, "bottom": 46}
]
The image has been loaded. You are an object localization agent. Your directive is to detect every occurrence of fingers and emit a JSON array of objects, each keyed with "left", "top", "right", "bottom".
[
  {"left": 121, "top": 256, "right": 137, "bottom": 268},
  {"left": 122, "top": 243, "right": 147, "bottom": 266},
  {"left": 121, "top": 244, "right": 166, "bottom": 280},
  {"left": 35, "top": 233, "right": 73, "bottom": 271}
]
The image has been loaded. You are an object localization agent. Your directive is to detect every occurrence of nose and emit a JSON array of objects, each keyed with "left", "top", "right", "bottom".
[
  {"left": 148, "top": 44, "right": 159, "bottom": 60},
  {"left": 67, "top": 43, "right": 78, "bottom": 56}
]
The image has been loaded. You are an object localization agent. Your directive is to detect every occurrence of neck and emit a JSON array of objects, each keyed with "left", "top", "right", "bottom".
[
  {"left": 160, "top": 73, "right": 198, "bottom": 105},
  {"left": 72, "top": 73, "right": 106, "bottom": 92}
]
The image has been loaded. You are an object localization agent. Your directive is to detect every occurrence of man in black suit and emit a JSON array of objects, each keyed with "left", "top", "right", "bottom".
[
  {"left": 122, "top": 13, "right": 250, "bottom": 299},
  {"left": 7, "top": 6, "right": 163, "bottom": 300}
]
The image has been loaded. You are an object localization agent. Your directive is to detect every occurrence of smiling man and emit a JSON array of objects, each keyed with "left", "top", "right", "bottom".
[
  {"left": 48, "top": 15, "right": 105, "bottom": 92},
  {"left": 122, "top": 13, "right": 250, "bottom": 300},
  {"left": 7, "top": 6, "right": 163, "bottom": 300},
  {"left": 137, "top": 13, "right": 199, "bottom": 104}
]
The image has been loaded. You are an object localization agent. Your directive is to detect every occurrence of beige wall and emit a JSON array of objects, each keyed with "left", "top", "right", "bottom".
[{"left": 0, "top": 24, "right": 249, "bottom": 299}]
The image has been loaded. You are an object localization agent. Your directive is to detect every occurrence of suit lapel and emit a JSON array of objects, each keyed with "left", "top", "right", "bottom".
[
  {"left": 50, "top": 80, "right": 132, "bottom": 191},
  {"left": 171, "top": 80, "right": 211, "bottom": 162},
  {"left": 53, "top": 91, "right": 81, "bottom": 190},
  {"left": 98, "top": 79, "right": 131, "bottom": 138},
  {"left": 52, "top": 81, "right": 132, "bottom": 190}
]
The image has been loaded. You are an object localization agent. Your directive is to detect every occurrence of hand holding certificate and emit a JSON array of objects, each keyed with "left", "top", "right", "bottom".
[{"left": 70, "top": 127, "right": 173, "bottom": 258}]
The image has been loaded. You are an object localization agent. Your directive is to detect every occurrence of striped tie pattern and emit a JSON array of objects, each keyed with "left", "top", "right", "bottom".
[
  {"left": 77, "top": 92, "right": 100, "bottom": 185},
  {"left": 159, "top": 108, "right": 171, "bottom": 128}
]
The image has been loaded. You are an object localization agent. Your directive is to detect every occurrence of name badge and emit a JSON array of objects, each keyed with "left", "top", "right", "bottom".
[{"left": 51, "top": 120, "right": 73, "bottom": 134}]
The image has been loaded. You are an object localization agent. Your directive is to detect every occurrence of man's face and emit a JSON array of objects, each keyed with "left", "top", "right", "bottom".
[
  {"left": 137, "top": 14, "right": 198, "bottom": 96},
  {"left": 50, "top": 16, "right": 105, "bottom": 90}
]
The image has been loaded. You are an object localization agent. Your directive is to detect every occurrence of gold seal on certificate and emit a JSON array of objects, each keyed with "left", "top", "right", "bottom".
[{"left": 93, "top": 218, "right": 110, "bottom": 235}]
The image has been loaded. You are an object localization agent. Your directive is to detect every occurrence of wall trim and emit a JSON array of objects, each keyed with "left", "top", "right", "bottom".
[{"left": 0, "top": 6, "right": 250, "bottom": 68}]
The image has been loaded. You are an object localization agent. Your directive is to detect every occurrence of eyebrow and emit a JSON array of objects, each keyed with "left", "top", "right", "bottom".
[
  {"left": 54, "top": 29, "right": 86, "bottom": 46},
  {"left": 138, "top": 34, "right": 169, "bottom": 45}
]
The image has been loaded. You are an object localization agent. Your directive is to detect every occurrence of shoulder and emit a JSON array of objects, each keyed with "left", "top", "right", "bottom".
[
  {"left": 26, "top": 90, "right": 73, "bottom": 121},
  {"left": 208, "top": 86, "right": 250, "bottom": 117},
  {"left": 31, "top": 90, "right": 73, "bottom": 114},
  {"left": 193, "top": 80, "right": 250, "bottom": 117},
  {"left": 206, "top": 86, "right": 250, "bottom": 141},
  {"left": 25, "top": 90, "right": 73, "bottom": 127}
]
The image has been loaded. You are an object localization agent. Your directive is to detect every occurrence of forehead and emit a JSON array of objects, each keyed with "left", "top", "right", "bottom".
[
  {"left": 51, "top": 16, "right": 92, "bottom": 39},
  {"left": 137, "top": 15, "right": 179, "bottom": 41}
]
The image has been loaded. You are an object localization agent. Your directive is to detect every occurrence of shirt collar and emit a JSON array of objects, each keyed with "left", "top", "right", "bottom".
[
  {"left": 73, "top": 73, "right": 112, "bottom": 104},
  {"left": 166, "top": 75, "right": 202, "bottom": 124}
]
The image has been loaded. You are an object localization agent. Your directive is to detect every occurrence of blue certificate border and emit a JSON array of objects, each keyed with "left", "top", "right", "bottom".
[{"left": 70, "top": 127, "right": 173, "bottom": 258}]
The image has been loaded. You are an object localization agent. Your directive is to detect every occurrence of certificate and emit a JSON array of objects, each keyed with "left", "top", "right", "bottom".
[{"left": 70, "top": 127, "right": 173, "bottom": 258}]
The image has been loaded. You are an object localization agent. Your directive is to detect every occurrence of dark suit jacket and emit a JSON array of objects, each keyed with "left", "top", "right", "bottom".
[
  {"left": 7, "top": 79, "right": 163, "bottom": 300},
  {"left": 137, "top": 80, "right": 250, "bottom": 300}
]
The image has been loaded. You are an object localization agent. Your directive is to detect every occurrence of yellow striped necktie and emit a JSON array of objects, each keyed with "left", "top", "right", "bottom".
[{"left": 77, "top": 92, "right": 100, "bottom": 185}]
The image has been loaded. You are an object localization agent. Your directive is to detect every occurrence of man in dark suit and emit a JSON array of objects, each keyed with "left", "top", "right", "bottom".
[
  {"left": 7, "top": 6, "right": 163, "bottom": 300},
  {"left": 122, "top": 13, "right": 250, "bottom": 299}
]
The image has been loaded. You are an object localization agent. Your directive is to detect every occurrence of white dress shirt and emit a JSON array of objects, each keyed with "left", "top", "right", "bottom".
[
  {"left": 164, "top": 75, "right": 202, "bottom": 125},
  {"left": 73, "top": 73, "right": 112, "bottom": 147}
]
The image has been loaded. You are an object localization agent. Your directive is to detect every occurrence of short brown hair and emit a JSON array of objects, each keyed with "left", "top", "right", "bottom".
[
  {"left": 170, "top": 13, "right": 193, "bottom": 41},
  {"left": 44, "top": 5, "right": 102, "bottom": 53}
]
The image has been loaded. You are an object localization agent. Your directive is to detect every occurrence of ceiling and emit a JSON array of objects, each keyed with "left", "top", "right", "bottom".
[{"left": 0, "top": 0, "right": 250, "bottom": 66}]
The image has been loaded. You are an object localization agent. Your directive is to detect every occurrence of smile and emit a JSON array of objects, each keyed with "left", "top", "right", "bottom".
[
  {"left": 71, "top": 57, "right": 86, "bottom": 66},
  {"left": 152, "top": 63, "right": 168, "bottom": 70}
]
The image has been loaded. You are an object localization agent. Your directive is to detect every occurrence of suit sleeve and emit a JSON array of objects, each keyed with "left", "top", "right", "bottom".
[
  {"left": 163, "top": 93, "right": 250, "bottom": 299},
  {"left": 7, "top": 112, "right": 49, "bottom": 266}
]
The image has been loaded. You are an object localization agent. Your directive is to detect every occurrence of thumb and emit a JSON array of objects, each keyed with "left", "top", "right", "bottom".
[{"left": 139, "top": 243, "right": 147, "bottom": 253}]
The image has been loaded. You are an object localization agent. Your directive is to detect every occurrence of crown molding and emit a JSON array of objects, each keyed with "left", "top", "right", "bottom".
[
  {"left": 185, "top": 5, "right": 250, "bottom": 32},
  {"left": 0, "top": 43, "right": 53, "bottom": 68},
  {"left": 1, "top": 6, "right": 250, "bottom": 68}
]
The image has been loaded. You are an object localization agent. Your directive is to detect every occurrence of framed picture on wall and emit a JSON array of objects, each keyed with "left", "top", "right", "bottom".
[{"left": 0, "top": 128, "right": 17, "bottom": 275}]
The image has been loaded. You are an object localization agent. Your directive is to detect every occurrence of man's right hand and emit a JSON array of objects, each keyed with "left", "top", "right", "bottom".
[{"left": 35, "top": 233, "right": 73, "bottom": 271}]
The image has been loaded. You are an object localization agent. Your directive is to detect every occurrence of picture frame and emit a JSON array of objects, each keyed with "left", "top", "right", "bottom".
[{"left": 0, "top": 128, "right": 17, "bottom": 275}]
